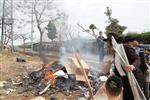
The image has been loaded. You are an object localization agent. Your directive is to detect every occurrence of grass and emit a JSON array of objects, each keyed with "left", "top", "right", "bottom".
[
  {"left": 0, "top": 50, "right": 41, "bottom": 81},
  {"left": 0, "top": 50, "right": 37, "bottom": 62}
]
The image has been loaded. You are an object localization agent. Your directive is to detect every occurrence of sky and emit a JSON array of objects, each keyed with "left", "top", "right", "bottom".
[
  {"left": 0, "top": 0, "right": 150, "bottom": 45},
  {"left": 62, "top": 0, "right": 150, "bottom": 33}
]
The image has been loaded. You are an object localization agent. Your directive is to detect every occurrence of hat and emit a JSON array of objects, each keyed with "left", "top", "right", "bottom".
[{"left": 124, "top": 36, "right": 136, "bottom": 43}]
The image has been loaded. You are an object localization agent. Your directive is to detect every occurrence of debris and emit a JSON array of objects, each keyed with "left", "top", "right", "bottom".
[
  {"left": 6, "top": 57, "right": 105, "bottom": 99},
  {"left": 0, "top": 81, "right": 7, "bottom": 88},
  {"left": 99, "top": 76, "right": 108, "bottom": 82},
  {"left": 6, "top": 88, "right": 16, "bottom": 94},
  {"left": 16, "top": 57, "right": 26, "bottom": 62},
  {"left": 12, "top": 75, "right": 23, "bottom": 85},
  {"left": 53, "top": 70, "right": 68, "bottom": 78},
  {"left": 39, "top": 80, "right": 51, "bottom": 95}
]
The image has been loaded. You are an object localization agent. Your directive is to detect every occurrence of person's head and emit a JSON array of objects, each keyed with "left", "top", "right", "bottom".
[
  {"left": 99, "top": 31, "right": 103, "bottom": 36},
  {"left": 105, "top": 76, "right": 123, "bottom": 98},
  {"left": 132, "top": 39, "right": 141, "bottom": 48},
  {"left": 123, "top": 36, "right": 137, "bottom": 47}
]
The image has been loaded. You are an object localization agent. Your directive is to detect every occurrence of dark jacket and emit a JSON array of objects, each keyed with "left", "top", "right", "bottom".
[
  {"left": 124, "top": 45, "right": 143, "bottom": 85},
  {"left": 139, "top": 50, "right": 148, "bottom": 74},
  {"left": 114, "top": 44, "right": 143, "bottom": 85},
  {"left": 114, "top": 44, "right": 144, "bottom": 100}
]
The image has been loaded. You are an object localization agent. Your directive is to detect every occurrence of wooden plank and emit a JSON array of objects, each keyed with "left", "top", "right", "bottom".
[
  {"left": 64, "top": 63, "right": 87, "bottom": 81},
  {"left": 75, "top": 53, "right": 94, "bottom": 100},
  {"left": 71, "top": 57, "right": 89, "bottom": 69}
]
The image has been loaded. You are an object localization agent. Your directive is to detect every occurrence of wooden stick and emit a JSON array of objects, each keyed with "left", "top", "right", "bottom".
[
  {"left": 77, "top": 23, "right": 97, "bottom": 39},
  {"left": 75, "top": 52, "right": 94, "bottom": 100}
]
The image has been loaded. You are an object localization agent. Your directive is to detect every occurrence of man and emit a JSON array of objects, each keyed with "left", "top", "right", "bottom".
[
  {"left": 145, "top": 48, "right": 150, "bottom": 65},
  {"left": 97, "top": 31, "right": 105, "bottom": 61},
  {"left": 132, "top": 39, "right": 148, "bottom": 74},
  {"left": 113, "top": 37, "right": 143, "bottom": 100},
  {"left": 144, "top": 48, "right": 150, "bottom": 100},
  {"left": 131, "top": 39, "right": 149, "bottom": 100},
  {"left": 132, "top": 39, "right": 141, "bottom": 55},
  {"left": 103, "top": 75, "right": 123, "bottom": 100}
]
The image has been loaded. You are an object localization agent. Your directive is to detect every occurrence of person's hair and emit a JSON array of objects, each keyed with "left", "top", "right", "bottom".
[
  {"left": 123, "top": 36, "right": 136, "bottom": 43},
  {"left": 106, "top": 33, "right": 118, "bottom": 45},
  {"left": 105, "top": 75, "right": 123, "bottom": 96}
]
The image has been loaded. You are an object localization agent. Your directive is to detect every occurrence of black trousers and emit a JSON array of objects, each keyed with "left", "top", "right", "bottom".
[
  {"left": 121, "top": 76, "right": 134, "bottom": 100},
  {"left": 114, "top": 68, "right": 144, "bottom": 100}
]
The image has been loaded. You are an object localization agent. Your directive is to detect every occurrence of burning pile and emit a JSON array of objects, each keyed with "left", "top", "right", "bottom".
[{"left": 2, "top": 55, "right": 106, "bottom": 99}]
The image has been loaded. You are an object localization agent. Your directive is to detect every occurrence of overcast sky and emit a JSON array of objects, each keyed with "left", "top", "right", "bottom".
[
  {"left": 1, "top": 0, "right": 150, "bottom": 45},
  {"left": 61, "top": 0, "right": 150, "bottom": 33}
]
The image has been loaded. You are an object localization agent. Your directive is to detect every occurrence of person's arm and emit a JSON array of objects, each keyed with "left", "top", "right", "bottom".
[{"left": 124, "top": 46, "right": 141, "bottom": 72}]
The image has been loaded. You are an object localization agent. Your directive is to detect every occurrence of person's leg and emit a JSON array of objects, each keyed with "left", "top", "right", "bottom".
[
  {"left": 99, "top": 42, "right": 104, "bottom": 61},
  {"left": 122, "top": 77, "right": 134, "bottom": 100}
]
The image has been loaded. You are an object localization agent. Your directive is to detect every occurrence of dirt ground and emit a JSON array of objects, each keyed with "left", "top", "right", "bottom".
[{"left": 0, "top": 50, "right": 107, "bottom": 100}]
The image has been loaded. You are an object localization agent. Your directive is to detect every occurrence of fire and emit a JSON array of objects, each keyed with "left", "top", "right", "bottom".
[
  {"left": 44, "top": 71, "right": 57, "bottom": 87},
  {"left": 41, "top": 61, "right": 59, "bottom": 87}
]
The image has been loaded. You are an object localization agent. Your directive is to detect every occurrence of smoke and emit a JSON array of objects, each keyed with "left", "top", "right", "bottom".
[
  {"left": 58, "top": 37, "right": 103, "bottom": 72},
  {"left": 39, "top": 33, "right": 109, "bottom": 75}
]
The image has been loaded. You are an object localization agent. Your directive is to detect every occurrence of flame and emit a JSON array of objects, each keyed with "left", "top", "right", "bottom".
[{"left": 44, "top": 71, "right": 57, "bottom": 87}]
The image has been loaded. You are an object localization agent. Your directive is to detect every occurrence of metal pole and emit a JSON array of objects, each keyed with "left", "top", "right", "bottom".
[
  {"left": 10, "top": 0, "right": 13, "bottom": 52},
  {"left": 1, "top": 0, "right": 5, "bottom": 52},
  {"left": 31, "top": 0, "right": 34, "bottom": 50}
]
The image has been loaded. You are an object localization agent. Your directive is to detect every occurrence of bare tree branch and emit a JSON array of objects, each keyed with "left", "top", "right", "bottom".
[{"left": 77, "top": 23, "right": 97, "bottom": 39}]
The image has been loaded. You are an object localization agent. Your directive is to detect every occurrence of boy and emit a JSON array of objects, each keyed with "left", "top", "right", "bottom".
[{"left": 103, "top": 76, "right": 123, "bottom": 100}]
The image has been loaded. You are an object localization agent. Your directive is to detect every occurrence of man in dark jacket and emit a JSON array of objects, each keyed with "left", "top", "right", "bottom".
[
  {"left": 113, "top": 37, "right": 144, "bottom": 100},
  {"left": 97, "top": 31, "right": 105, "bottom": 61}
]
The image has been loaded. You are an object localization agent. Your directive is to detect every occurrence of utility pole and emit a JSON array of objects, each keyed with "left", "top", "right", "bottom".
[
  {"left": 1, "top": 0, "right": 5, "bottom": 52},
  {"left": 31, "top": 0, "right": 34, "bottom": 50},
  {"left": 0, "top": 0, "right": 13, "bottom": 52},
  {"left": 10, "top": 0, "right": 14, "bottom": 52}
]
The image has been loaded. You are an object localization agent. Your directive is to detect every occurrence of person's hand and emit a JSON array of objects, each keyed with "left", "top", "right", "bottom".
[
  {"left": 109, "top": 69, "right": 115, "bottom": 77},
  {"left": 108, "top": 59, "right": 114, "bottom": 64},
  {"left": 124, "top": 65, "right": 136, "bottom": 72}
]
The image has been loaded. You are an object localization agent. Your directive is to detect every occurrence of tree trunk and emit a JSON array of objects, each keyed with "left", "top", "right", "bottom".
[
  {"left": 23, "top": 39, "right": 25, "bottom": 53},
  {"left": 39, "top": 33, "right": 43, "bottom": 56},
  {"left": 37, "top": 25, "right": 43, "bottom": 57}
]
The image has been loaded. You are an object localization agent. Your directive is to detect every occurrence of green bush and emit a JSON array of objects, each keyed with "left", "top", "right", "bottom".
[{"left": 125, "top": 32, "right": 150, "bottom": 44}]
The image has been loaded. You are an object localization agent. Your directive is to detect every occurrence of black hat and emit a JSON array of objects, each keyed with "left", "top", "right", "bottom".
[{"left": 124, "top": 36, "right": 136, "bottom": 43}]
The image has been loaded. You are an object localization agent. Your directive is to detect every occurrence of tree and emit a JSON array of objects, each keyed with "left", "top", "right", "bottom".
[
  {"left": 47, "top": 21, "right": 57, "bottom": 41},
  {"left": 15, "top": 33, "right": 30, "bottom": 52},
  {"left": 33, "top": 0, "right": 57, "bottom": 56},
  {"left": 0, "top": 0, "right": 32, "bottom": 51},
  {"left": 3, "top": 28, "right": 11, "bottom": 46},
  {"left": 104, "top": 7, "right": 127, "bottom": 35},
  {"left": 55, "top": 12, "right": 77, "bottom": 45}
]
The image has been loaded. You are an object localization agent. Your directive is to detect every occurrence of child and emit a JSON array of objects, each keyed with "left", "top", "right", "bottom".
[{"left": 103, "top": 76, "right": 123, "bottom": 100}]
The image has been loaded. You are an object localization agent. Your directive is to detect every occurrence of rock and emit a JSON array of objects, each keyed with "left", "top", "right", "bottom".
[
  {"left": 30, "top": 96, "right": 46, "bottom": 100},
  {"left": 16, "top": 57, "right": 26, "bottom": 62}
]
